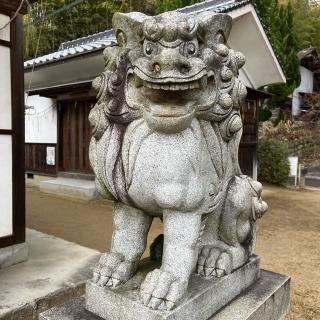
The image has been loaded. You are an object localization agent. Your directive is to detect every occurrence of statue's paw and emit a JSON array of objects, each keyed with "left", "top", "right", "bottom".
[
  {"left": 140, "top": 269, "right": 187, "bottom": 311},
  {"left": 197, "top": 246, "right": 232, "bottom": 278},
  {"left": 92, "top": 252, "right": 136, "bottom": 288}
]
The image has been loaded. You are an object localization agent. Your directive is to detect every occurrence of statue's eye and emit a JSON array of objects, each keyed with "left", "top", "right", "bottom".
[
  {"left": 187, "top": 43, "right": 196, "bottom": 55},
  {"left": 183, "top": 41, "right": 198, "bottom": 57},
  {"left": 145, "top": 43, "right": 154, "bottom": 56}
]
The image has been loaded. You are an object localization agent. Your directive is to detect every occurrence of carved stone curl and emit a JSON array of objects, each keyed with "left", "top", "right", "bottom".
[{"left": 89, "top": 10, "right": 268, "bottom": 311}]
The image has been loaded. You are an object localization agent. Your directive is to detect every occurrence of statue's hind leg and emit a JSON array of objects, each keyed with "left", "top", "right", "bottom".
[
  {"left": 197, "top": 176, "right": 268, "bottom": 278},
  {"left": 93, "top": 202, "right": 152, "bottom": 288}
]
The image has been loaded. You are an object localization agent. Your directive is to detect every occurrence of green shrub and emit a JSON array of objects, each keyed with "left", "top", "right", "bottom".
[{"left": 257, "top": 139, "right": 290, "bottom": 185}]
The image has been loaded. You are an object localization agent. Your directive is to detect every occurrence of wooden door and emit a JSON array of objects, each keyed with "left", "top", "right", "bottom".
[
  {"left": 239, "top": 98, "right": 259, "bottom": 177},
  {"left": 58, "top": 99, "right": 95, "bottom": 174}
]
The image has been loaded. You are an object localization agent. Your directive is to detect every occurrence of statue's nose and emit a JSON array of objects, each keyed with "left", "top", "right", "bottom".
[{"left": 152, "top": 50, "right": 191, "bottom": 74}]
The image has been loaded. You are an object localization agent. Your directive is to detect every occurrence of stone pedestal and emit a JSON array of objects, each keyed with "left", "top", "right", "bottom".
[
  {"left": 39, "top": 258, "right": 291, "bottom": 320},
  {"left": 39, "top": 270, "right": 290, "bottom": 320},
  {"left": 85, "top": 256, "right": 260, "bottom": 320}
]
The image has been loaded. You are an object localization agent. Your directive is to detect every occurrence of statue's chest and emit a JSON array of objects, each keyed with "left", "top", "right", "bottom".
[
  {"left": 133, "top": 133, "right": 198, "bottom": 181},
  {"left": 123, "top": 120, "right": 215, "bottom": 213}
]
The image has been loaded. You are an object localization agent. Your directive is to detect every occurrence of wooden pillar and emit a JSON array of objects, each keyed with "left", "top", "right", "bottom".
[{"left": 0, "top": 1, "right": 28, "bottom": 256}]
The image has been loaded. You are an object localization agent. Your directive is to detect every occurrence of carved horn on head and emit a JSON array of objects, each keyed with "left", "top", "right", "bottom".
[
  {"left": 197, "top": 12, "right": 232, "bottom": 47},
  {"left": 112, "top": 12, "right": 148, "bottom": 49}
]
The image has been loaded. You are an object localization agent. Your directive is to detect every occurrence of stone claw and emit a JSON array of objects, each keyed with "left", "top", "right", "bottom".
[
  {"left": 215, "top": 268, "right": 225, "bottom": 277},
  {"left": 92, "top": 252, "right": 136, "bottom": 288},
  {"left": 197, "top": 246, "right": 232, "bottom": 279},
  {"left": 166, "top": 301, "right": 175, "bottom": 311},
  {"left": 203, "top": 266, "right": 215, "bottom": 277},
  {"left": 141, "top": 292, "right": 152, "bottom": 305},
  {"left": 140, "top": 269, "right": 187, "bottom": 311}
]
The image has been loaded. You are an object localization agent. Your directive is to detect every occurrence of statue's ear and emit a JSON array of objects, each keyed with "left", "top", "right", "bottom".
[
  {"left": 197, "top": 12, "right": 232, "bottom": 46},
  {"left": 112, "top": 12, "right": 147, "bottom": 48}
]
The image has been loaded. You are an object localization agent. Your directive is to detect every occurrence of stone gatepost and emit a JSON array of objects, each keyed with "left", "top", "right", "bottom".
[{"left": 0, "top": 1, "right": 28, "bottom": 269}]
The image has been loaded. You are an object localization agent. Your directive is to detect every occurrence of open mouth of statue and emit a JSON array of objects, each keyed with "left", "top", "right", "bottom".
[
  {"left": 133, "top": 72, "right": 214, "bottom": 117},
  {"left": 129, "top": 70, "right": 215, "bottom": 118}
]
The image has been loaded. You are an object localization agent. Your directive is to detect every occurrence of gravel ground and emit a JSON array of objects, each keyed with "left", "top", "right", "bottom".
[{"left": 26, "top": 184, "right": 320, "bottom": 319}]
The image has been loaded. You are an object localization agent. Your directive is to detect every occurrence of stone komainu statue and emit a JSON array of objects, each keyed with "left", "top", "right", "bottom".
[{"left": 89, "top": 11, "right": 268, "bottom": 311}]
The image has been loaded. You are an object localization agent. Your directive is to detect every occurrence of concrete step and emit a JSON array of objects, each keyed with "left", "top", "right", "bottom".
[
  {"left": 40, "top": 177, "right": 99, "bottom": 200},
  {"left": 0, "top": 229, "right": 100, "bottom": 320}
]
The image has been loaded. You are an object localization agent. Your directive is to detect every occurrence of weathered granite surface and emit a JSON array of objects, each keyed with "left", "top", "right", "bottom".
[
  {"left": 39, "top": 269, "right": 290, "bottom": 320},
  {"left": 0, "top": 242, "right": 28, "bottom": 269},
  {"left": 88, "top": 8, "right": 268, "bottom": 312},
  {"left": 86, "top": 257, "right": 260, "bottom": 320},
  {"left": 211, "top": 270, "right": 291, "bottom": 320}
]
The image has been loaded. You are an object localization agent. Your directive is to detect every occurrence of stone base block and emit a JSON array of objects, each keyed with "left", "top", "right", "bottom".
[
  {"left": 85, "top": 256, "right": 260, "bottom": 320},
  {"left": 0, "top": 242, "right": 28, "bottom": 269},
  {"left": 39, "top": 269, "right": 290, "bottom": 320}
]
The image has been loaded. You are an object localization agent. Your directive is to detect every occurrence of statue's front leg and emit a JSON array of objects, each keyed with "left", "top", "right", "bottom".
[
  {"left": 93, "top": 202, "right": 152, "bottom": 288},
  {"left": 141, "top": 211, "right": 202, "bottom": 311}
]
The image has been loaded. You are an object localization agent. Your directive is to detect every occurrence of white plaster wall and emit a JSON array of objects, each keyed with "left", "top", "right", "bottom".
[
  {"left": 238, "top": 69, "right": 253, "bottom": 89},
  {"left": 0, "top": 45, "right": 11, "bottom": 130},
  {"left": 0, "top": 136, "right": 13, "bottom": 237},
  {"left": 0, "top": 14, "right": 10, "bottom": 41},
  {"left": 298, "top": 66, "right": 314, "bottom": 92},
  {"left": 228, "top": 7, "right": 286, "bottom": 88},
  {"left": 292, "top": 66, "right": 314, "bottom": 116},
  {"left": 25, "top": 95, "right": 58, "bottom": 144}
]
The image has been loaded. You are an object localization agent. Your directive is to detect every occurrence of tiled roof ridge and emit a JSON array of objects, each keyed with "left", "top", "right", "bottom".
[
  {"left": 59, "top": 29, "right": 115, "bottom": 50},
  {"left": 24, "top": 0, "right": 253, "bottom": 69}
]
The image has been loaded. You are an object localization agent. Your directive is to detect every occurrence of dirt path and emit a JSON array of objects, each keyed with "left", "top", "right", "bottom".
[
  {"left": 256, "top": 185, "right": 320, "bottom": 320},
  {"left": 26, "top": 185, "right": 320, "bottom": 319}
]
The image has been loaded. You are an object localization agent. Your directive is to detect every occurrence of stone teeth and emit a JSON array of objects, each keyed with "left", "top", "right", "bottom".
[
  {"left": 151, "top": 83, "right": 161, "bottom": 89},
  {"left": 188, "top": 81, "right": 200, "bottom": 89},
  {"left": 161, "top": 84, "right": 171, "bottom": 90},
  {"left": 143, "top": 80, "right": 201, "bottom": 91},
  {"left": 143, "top": 81, "right": 151, "bottom": 88}
]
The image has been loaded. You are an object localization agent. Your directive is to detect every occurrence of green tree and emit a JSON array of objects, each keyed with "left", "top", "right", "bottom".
[
  {"left": 289, "top": 0, "right": 320, "bottom": 50},
  {"left": 24, "top": 0, "right": 203, "bottom": 61},
  {"left": 24, "top": 0, "right": 117, "bottom": 60},
  {"left": 155, "top": 0, "right": 201, "bottom": 13},
  {"left": 258, "top": 139, "right": 290, "bottom": 184},
  {"left": 254, "top": 0, "right": 300, "bottom": 111}
]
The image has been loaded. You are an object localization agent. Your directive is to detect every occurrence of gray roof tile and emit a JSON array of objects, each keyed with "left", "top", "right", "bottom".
[{"left": 24, "top": 0, "right": 251, "bottom": 69}]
